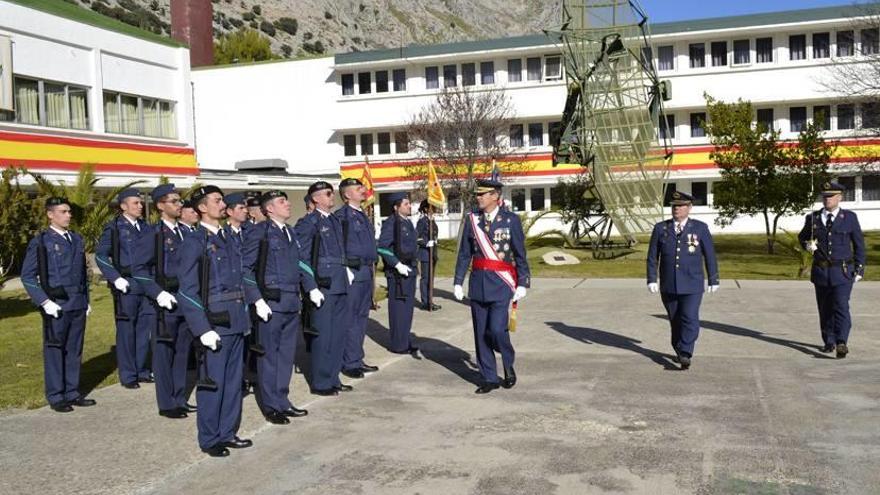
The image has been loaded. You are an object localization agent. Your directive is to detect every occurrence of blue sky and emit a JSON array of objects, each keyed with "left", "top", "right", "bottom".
[{"left": 640, "top": 0, "right": 855, "bottom": 23}]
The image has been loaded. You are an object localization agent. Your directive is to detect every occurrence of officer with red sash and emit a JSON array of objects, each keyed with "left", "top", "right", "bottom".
[{"left": 453, "top": 179, "right": 530, "bottom": 394}]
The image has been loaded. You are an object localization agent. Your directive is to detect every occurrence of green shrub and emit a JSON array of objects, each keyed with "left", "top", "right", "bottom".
[{"left": 275, "top": 17, "right": 297, "bottom": 35}]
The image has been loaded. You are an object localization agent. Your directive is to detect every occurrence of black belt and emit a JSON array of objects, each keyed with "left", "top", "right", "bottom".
[
  {"left": 207, "top": 290, "right": 244, "bottom": 304},
  {"left": 814, "top": 259, "right": 853, "bottom": 268}
]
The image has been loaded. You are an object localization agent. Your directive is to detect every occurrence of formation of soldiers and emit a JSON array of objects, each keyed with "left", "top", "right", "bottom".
[{"left": 19, "top": 177, "right": 865, "bottom": 456}]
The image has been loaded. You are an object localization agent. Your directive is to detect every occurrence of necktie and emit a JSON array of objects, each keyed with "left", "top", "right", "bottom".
[
  {"left": 218, "top": 229, "right": 226, "bottom": 242},
  {"left": 675, "top": 222, "right": 683, "bottom": 235},
  {"left": 482, "top": 214, "right": 491, "bottom": 234},
  {"left": 173, "top": 226, "right": 182, "bottom": 241},
  {"left": 63, "top": 232, "right": 72, "bottom": 244},
  {"left": 134, "top": 222, "right": 140, "bottom": 232},
  {"left": 282, "top": 225, "right": 292, "bottom": 243},
  {"left": 826, "top": 213, "right": 833, "bottom": 232}
]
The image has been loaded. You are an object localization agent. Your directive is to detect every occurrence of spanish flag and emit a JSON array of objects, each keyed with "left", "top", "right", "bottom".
[
  {"left": 361, "top": 157, "right": 376, "bottom": 207},
  {"left": 426, "top": 160, "right": 446, "bottom": 210}
]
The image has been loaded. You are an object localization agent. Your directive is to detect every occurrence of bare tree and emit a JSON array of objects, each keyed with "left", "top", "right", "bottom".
[{"left": 405, "top": 86, "right": 530, "bottom": 209}]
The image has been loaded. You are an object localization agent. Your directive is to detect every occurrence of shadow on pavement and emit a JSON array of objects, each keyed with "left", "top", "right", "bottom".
[
  {"left": 418, "top": 335, "right": 483, "bottom": 386},
  {"left": 546, "top": 320, "right": 679, "bottom": 370}
]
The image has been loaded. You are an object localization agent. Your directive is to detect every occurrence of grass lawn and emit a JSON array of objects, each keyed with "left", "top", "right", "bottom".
[{"left": 1, "top": 231, "right": 877, "bottom": 410}]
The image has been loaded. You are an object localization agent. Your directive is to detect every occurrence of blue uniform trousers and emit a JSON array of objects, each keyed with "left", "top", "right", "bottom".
[
  {"left": 814, "top": 283, "right": 853, "bottom": 346},
  {"left": 386, "top": 274, "right": 416, "bottom": 353},
  {"left": 256, "top": 311, "right": 299, "bottom": 412},
  {"left": 470, "top": 298, "right": 515, "bottom": 384},
  {"left": 309, "top": 293, "right": 347, "bottom": 391},
  {"left": 43, "top": 309, "right": 87, "bottom": 406},
  {"left": 661, "top": 292, "right": 703, "bottom": 357},
  {"left": 343, "top": 280, "right": 372, "bottom": 371},
  {"left": 116, "top": 293, "right": 154, "bottom": 384},
  {"left": 152, "top": 312, "right": 191, "bottom": 411},
  {"left": 197, "top": 333, "right": 243, "bottom": 450},
  {"left": 419, "top": 260, "right": 437, "bottom": 306}
]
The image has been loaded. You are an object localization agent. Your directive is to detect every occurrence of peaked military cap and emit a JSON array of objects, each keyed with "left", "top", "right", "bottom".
[
  {"left": 339, "top": 177, "right": 363, "bottom": 189},
  {"left": 245, "top": 191, "right": 262, "bottom": 208},
  {"left": 190, "top": 185, "right": 224, "bottom": 204},
  {"left": 475, "top": 179, "right": 503, "bottom": 194},
  {"left": 387, "top": 191, "right": 409, "bottom": 205},
  {"left": 670, "top": 191, "right": 694, "bottom": 206},
  {"left": 303, "top": 193, "right": 311, "bottom": 206},
  {"left": 260, "top": 190, "right": 288, "bottom": 206},
  {"left": 45, "top": 196, "right": 71, "bottom": 209},
  {"left": 150, "top": 183, "right": 177, "bottom": 203},
  {"left": 181, "top": 198, "right": 195, "bottom": 210},
  {"left": 117, "top": 188, "right": 141, "bottom": 203},
  {"left": 820, "top": 181, "right": 845, "bottom": 197},
  {"left": 308, "top": 181, "right": 333, "bottom": 196},
  {"left": 224, "top": 192, "right": 247, "bottom": 207}
]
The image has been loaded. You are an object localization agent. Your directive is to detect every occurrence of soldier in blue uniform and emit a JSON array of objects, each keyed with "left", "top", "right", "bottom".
[
  {"left": 245, "top": 191, "right": 266, "bottom": 225},
  {"left": 336, "top": 178, "right": 381, "bottom": 379},
  {"left": 180, "top": 199, "right": 200, "bottom": 233},
  {"left": 293, "top": 181, "right": 351, "bottom": 396},
  {"left": 417, "top": 201, "right": 441, "bottom": 311},
  {"left": 21, "top": 197, "right": 97, "bottom": 412},
  {"left": 178, "top": 186, "right": 252, "bottom": 457},
  {"left": 378, "top": 192, "right": 422, "bottom": 359},
  {"left": 132, "top": 184, "right": 195, "bottom": 419},
  {"left": 223, "top": 192, "right": 250, "bottom": 245},
  {"left": 242, "top": 190, "right": 315, "bottom": 424},
  {"left": 96, "top": 188, "right": 155, "bottom": 388},
  {"left": 454, "top": 180, "right": 530, "bottom": 394},
  {"left": 646, "top": 191, "right": 720, "bottom": 370},
  {"left": 798, "top": 181, "right": 866, "bottom": 358}
]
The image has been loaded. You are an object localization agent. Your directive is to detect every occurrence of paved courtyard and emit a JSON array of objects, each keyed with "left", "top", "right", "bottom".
[{"left": 1, "top": 278, "right": 878, "bottom": 495}]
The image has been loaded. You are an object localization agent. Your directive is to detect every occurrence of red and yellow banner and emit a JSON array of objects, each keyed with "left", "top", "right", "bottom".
[
  {"left": 361, "top": 158, "right": 376, "bottom": 206},
  {"left": 0, "top": 130, "right": 198, "bottom": 175},
  {"left": 426, "top": 161, "right": 446, "bottom": 209}
]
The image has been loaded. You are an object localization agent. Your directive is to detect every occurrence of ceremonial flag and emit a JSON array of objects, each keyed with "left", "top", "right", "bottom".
[
  {"left": 490, "top": 160, "right": 505, "bottom": 208},
  {"left": 426, "top": 160, "right": 446, "bottom": 210},
  {"left": 361, "top": 157, "right": 376, "bottom": 207}
]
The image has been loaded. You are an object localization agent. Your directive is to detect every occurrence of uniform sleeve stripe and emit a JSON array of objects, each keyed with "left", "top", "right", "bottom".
[
  {"left": 377, "top": 248, "right": 394, "bottom": 257},
  {"left": 23, "top": 281, "right": 40, "bottom": 289},
  {"left": 298, "top": 261, "right": 314, "bottom": 277},
  {"left": 96, "top": 257, "right": 114, "bottom": 268},
  {"left": 133, "top": 276, "right": 153, "bottom": 282},
  {"left": 243, "top": 277, "right": 257, "bottom": 285},
  {"left": 179, "top": 292, "right": 205, "bottom": 311}
]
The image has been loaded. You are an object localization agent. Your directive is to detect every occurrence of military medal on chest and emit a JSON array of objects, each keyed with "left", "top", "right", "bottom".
[{"left": 687, "top": 233, "right": 699, "bottom": 253}]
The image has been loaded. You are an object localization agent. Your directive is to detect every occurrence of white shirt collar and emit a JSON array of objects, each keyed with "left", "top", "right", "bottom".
[
  {"left": 49, "top": 225, "right": 69, "bottom": 236},
  {"left": 229, "top": 224, "right": 241, "bottom": 234},
  {"left": 348, "top": 202, "right": 363, "bottom": 212},
  {"left": 122, "top": 214, "right": 139, "bottom": 227},
  {"left": 317, "top": 208, "right": 331, "bottom": 218},
  {"left": 673, "top": 217, "right": 688, "bottom": 228},
  {"left": 271, "top": 218, "right": 288, "bottom": 230},
  {"left": 162, "top": 219, "right": 179, "bottom": 231},
  {"left": 200, "top": 221, "right": 220, "bottom": 235},
  {"left": 824, "top": 207, "right": 840, "bottom": 220},
  {"left": 483, "top": 206, "right": 500, "bottom": 223}
]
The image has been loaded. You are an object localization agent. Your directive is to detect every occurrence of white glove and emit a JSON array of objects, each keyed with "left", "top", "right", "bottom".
[
  {"left": 806, "top": 240, "right": 818, "bottom": 253},
  {"left": 707, "top": 284, "right": 720, "bottom": 294},
  {"left": 647, "top": 282, "right": 659, "bottom": 294},
  {"left": 200, "top": 330, "right": 221, "bottom": 351},
  {"left": 395, "top": 262, "right": 412, "bottom": 277},
  {"left": 113, "top": 277, "right": 130, "bottom": 294},
  {"left": 855, "top": 275, "right": 863, "bottom": 283},
  {"left": 254, "top": 299, "right": 272, "bottom": 322},
  {"left": 512, "top": 286, "right": 527, "bottom": 302},
  {"left": 309, "top": 288, "right": 325, "bottom": 308},
  {"left": 42, "top": 300, "right": 62, "bottom": 318},
  {"left": 86, "top": 304, "right": 92, "bottom": 317},
  {"left": 156, "top": 291, "right": 177, "bottom": 310},
  {"left": 346, "top": 267, "right": 355, "bottom": 285},
  {"left": 454, "top": 284, "right": 464, "bottom": 301},
  {"left": 426, "top": 240, "right": 436, "bottom": 248}
]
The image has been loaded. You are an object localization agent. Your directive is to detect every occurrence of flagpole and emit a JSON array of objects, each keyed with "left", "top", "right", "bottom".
[
  {"left": 428, "top": 206, "right": 434, "bottom": 312},
  {"left": 364, "top": 155, "right": 379, "bottom": 311}
]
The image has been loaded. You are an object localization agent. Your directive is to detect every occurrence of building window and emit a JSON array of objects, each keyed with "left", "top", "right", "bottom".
[
  {"left": 711, "top": 41, "right": 727, "bottom": 66},
  {"left": 756, "top": 37, "right": 773, "bottom": 63},
  {"left": 550, "top": 185, "right": 564, "bottom": 210},
  {"left": 480, "top": 61, "right": 495, "bottom": 85},
  {"left": 549, "top": 121, "right": 562, "bottom": 145},
  {"left": 531, "top": 187, "right": 546, "bottom": 211},
  {"left": 863, "top": 175, "right": 880, "bottom": 201},
  {"left": 663, "top": 182, "right": 677, "bottom": 206},
  {"left": 861, "top": 28, "right": 879, "bottom": 55},
  {"left": 813, "top": 32, "right": 830, "bottom": 59},
  {"left": 733, "top": 40, "right": 750, "bottom": 65},
  {"left": 813, "top": 105, "right": 831, "bottom": 130},
  {"left": 507, "top": 58, "right": 522, "bottom": 82},
  {"left": 789, "top": 35, "right": 806, "bottom": 60},
  {"left": 838, "top": 176, "right": 856, "bottom": 202},
  {"left": 757, "top": 108, "right": 774, "bottom": 131},
  {"left": 343, "top": 135, "right": 357, "bottom": 156},
  {"left": 8, "top": 77, "right": 90, "bottom": 130},
  {"left": 360, "top": 133, "right": 373, "bottom": 155},
  {"left": 657, "top": 45, "right": 674, "bottom": 71},
  {"left": 375, "top": 70, "right": 389, "bottom": 93},
  {"left": 692, "top": 182, "right": 708, "bottom": 206},
  {"left": 527, "top": 57, "right": 542, "bottom": 81},
  {"left": 462, "top": 63, "right": 476, "bottom": 86},
  {"left": 659, "top": 114, "right": 675, "bottom": 139},
  {"left": 544, "top": 55, "right": 562, "bottom": 80},
  {"left": 690, "top": 112, "right": 706, "bottom": 137},
  {"left": 341, "top": 74, "right": 354, "bottom": 95},
  {"left": 104, "top": 91, "right": 174, "bottom": 138},
  {"left": 689, "top": 43, "right": 705, "bottom": 68},
  {"left": 509, "top": 124, "right": 524, "bottom": 148},
  {"left": 376, "top": 132, "right": 391, "bottom": 154},
  {"left": 425, "top": 66, "right": 439, "bottom": 89},
  {"left": 393, "top": 69, "right": 406, "bottom": 91},
  {"left": 358, "top": 72, "right": 371, "bottom": 94},
  {"left": 511, "top": 188, "right": 526, "bottom": 212},
  {"left": 862, "top": 102, "right": 880, "bottom": 128},
  {"left": 528, "top": 122, "right": 543, "bottom": 146},
  {"left": 395, "top": 132, "right": 408, "bottom": 154},
  {"left": 837, "top": 104, "right": 855, "bottom": 130},
  {"left": 443, "top": 64, "right": 457, "bottom": 87},
  {"left": 790, "top": 106, "right": 807, "bottom": 132},
  {"left": 837, "top": 30, "right": 854, "bottom": 57}
]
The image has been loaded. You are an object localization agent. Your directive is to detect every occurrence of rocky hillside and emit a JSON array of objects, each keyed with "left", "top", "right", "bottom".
[{"left": 69, "top": 0, "right": 561, "bottom": 59}]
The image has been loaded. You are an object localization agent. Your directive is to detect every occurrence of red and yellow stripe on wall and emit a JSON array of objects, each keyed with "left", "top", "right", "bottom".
[
  {"left": 341, "top": 138, "right": 880, "bottom": 184},
  {"left": 0, "top": 130, "right": 198, "bottom": 175}
]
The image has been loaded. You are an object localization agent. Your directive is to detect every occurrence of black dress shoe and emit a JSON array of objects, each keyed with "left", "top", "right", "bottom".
[
  {"left": 334, "top": 384, "right": 354, "bottom": 392},
  {"left": 281, "top": 406, "right": 308, "bottom": 417},
  {"left": 311, "top": 388, "right": 339, "bottom": 396},
  {"left": 409, "top": 347, "right": 422, "bottom": 360},
  {"left": 202, "top": 444, "right": 230, "bottom": 457},
  {"left": 50, "top": 402, "right": 74, "bottom": 413},
  {"left": 122, "top": 382, "right": 140, "bottom": 389},
  {"left": 294, "top": 365, "right": 302, "bottom": 374},
  {"left": 836, "top": 343, "right": 849, "bottom": 359},
  {"left": 241, "top": 380, "right": 252, "bottom": 396},
  {"left": 501, "top": 367, "right": 517, "bottom": 389},
  {"left": 264, "top": 411, "right": 291, "bottom": 425},
  {"left": 475, "top": 383, "right": 501, "bottom": 394},
  {"left": 159, "top": 408, "right": 188, "bottom": 419},
  {"left": 429, "top": 303, "right": 442, "bottom": 311},
  {"left": 679, "top": 355, "right": 692, "bottom": 370},
  {"left": 341, "top": 368, "right": 365, "bottom": 379},
  {"left": 821, "top": 344, "right": 835, "bottom": 353},
  {"left": 182, "top": 403, "right": 197, "bottom": 413},
  {"left": 360, "top": 364, "right": 379, "bottom": 373},
  {"left": 221, "top": 436, "right": 253, "bottom": 449},
  {"left": 72, "top": 397, "right": 97, "bottom": 407},
  {"left": 138, "top": 376, "right": 155, "bottom": 384}
]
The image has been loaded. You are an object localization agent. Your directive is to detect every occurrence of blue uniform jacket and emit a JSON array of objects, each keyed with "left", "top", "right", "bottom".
[
  {"left": 222, "top": 224, "right": 246, "bottom": 252},
  {"left": 416, "top": 216, "right": 439, "bottom": 263},
  {"left": 293, "top": 210, "right": 348, "bottom": 295},
  {"left": 242, "top": 220, "right": 317, "bottom": 312},
  {"left": 95, "top": 216, "right": 149, "bottom": 295},
  {"left": 647, "top": 218, "right": 719, "bottom": 295},
  {"left": 454, "top": 209, "right": 531, "bottom": 302},
  {"left": 798, "top": 209, "right": 866, "bottom": 286},
  {"left": 131, "top": 221, "right": 188, "bottom": 300},
  {"left": 177, "top": 226, "right": 248, "bottom": 337},
  {"left": 334, "top": 204, "right": 378, "bottom": 282},
  {"left": 377, "top": 214, "right": 419, "bottom": 276},
  {"left": 21, "top": 229, "right": 90, "bottom": 311}
]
